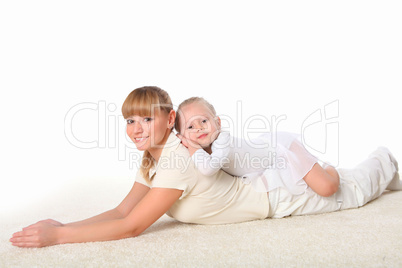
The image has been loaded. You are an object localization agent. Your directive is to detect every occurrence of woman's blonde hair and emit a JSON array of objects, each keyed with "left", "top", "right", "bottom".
[
  {"left": 175, "top": 97, "right": 217, "bottom": 134},
  {"left": 122, "top": 86, "right": 173, "bottom": 182}
]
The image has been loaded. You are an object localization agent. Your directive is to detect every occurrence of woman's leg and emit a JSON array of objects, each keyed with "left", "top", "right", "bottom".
[{"left": 302, "top": 163, "right": 340, "bottom": 197}]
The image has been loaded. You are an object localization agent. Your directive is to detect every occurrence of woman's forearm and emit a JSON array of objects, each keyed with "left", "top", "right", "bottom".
[
  {"left": 65, "top": 208, "right": 124, "bottom": 227},
  {"left": 11, "top": 188, "right": 181, "bottom": 248},
  {"left": 58, "top": 218, "right": 136, "bottom": 245},
  {"left": 65, "top": 182, "right": 150, "bottom": 227}
]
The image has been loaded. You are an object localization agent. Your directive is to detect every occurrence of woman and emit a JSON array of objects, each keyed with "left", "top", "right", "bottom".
[{"left": 10, "top": 86, "right": 401, "bottom": 248}]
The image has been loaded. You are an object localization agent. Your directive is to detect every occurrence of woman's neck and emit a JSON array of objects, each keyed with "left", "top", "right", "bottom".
[{"left": 148, "top": 130, "right": 171, "bottom": 162}]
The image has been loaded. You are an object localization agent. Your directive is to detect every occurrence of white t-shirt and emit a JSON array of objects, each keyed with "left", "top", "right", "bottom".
[
  {"left": 191, "top": 131, "right": 319, "bottom": 195},
  {"left": 135, "top": 132, "right": 270, "bottom": 224},
  {"left": 192, "top": 131, "right": 276, "bottom": 176}
]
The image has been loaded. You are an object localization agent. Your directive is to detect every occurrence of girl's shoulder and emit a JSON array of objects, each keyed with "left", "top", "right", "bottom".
[{"left": 213, "top": 131, "right": 233, "bottom": 147}]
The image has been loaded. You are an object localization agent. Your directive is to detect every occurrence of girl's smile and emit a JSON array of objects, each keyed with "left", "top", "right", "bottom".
[
  {"left": 197, "top": 133, "right": 208, "bottom": 139},
  {"left": 179, "top": 102, "right": 221, "bottom": 149}
]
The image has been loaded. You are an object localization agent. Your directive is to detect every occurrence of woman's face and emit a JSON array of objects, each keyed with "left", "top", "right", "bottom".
[
  {"left": 179, "top": 102, "right": 220, "bottom": 148},
  {"left": 126, "top": 110, "right": 171, "bottom": 152}
]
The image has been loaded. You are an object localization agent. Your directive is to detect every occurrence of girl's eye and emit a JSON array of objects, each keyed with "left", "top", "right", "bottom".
[{"left": 127, "top": 119, "right": 134, "bottom": 124}]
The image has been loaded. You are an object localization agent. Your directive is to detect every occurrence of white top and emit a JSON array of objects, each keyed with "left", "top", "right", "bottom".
[
  {"left": 192, "top": 131, "right": 276, "bottom": 177},
  {"left": 191, "top": 131, "right": 319, "bottom": 195},
  {"left": 135, "top": 132, "right": 270, "bottom": 224}
]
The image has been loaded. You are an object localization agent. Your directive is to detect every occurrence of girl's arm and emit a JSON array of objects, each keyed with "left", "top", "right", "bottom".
[
  {"left": 10, "top": 183, "right": 182, "bottom": 247},
  {"left": 192, "top": 147, "right": 230, "bottom": 176},
  {"left": 178, "top": 132, "right": 231, "bottom": 176}
]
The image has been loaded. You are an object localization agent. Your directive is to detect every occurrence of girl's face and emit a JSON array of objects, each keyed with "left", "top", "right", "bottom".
[
  {"left": 126, "top": 110, "right": 173, "bottom": 154},
  {"left": 179, "top": 102, "right": 220, "bottom": 148}
]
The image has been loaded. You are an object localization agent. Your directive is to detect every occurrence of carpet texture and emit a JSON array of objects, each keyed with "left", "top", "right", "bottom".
[{"left": 1, "top": 177, "right": 401, "bottom": 267}]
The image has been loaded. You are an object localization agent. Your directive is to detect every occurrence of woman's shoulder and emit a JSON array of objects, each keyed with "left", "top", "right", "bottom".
[
  {"left": 161, "top": 132, "right": 193, "bottom": 159},
  {"left": 136, "top": 133, "right": 198, "bottom": 198},
  {"left": 155, "top": 132, "right": 196, "bottom": 179}
]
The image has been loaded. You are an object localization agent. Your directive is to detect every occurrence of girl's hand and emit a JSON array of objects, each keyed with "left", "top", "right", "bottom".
[
  {"left": 176, "top": 133, "right": 190, "bottom": 148},
  {"left": 176, "top": 134, "right": 201, "bottom": 155},
  {"left": 10, "top": 221, "right": 62, "bottom": 248}
]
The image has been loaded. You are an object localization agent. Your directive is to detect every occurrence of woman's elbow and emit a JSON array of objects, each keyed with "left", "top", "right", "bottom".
[
  {"left": 129, "top": 226, "right": 145, "bottom": 238},
  {"left": 122, "top": 220, "right": 146, "bottom": 239},
  {"left": 119, "top": 227, "right": 141, "bottom": 240}
]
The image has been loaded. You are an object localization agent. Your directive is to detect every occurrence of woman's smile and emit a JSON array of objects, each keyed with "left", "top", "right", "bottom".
[{"left": 134, "top": 136, "right": 149, "bottom": 143}]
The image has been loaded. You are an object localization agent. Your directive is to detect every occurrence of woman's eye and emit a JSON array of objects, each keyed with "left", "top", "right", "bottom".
[
  {"left": 127, "top": 119, "right": 134, "bottom": 124},
  {"left": 187, "top": 125, "right": 193, "bottom": 129},
  {"left": 201, "top": 119, "right": 208, "bottom": 124},
  {"left": 144, "top": 117, "right": 153, "bottom": 122}
]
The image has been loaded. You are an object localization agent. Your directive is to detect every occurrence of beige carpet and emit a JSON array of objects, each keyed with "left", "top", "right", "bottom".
[{"left": 1, "top": 177, "right": 401, "bottom": 267}]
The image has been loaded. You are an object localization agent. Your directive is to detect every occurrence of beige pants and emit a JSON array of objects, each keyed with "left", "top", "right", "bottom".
[{"left": 267, "top": 147, "right": 400, "bottom": 218}]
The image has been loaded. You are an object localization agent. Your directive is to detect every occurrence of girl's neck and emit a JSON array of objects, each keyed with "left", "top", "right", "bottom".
[
  {"left": 203, "top": 145, "right": 212, "bottom": 154},
  {"left": 203, "top": 130, "right": 220, "bottom": 154}
]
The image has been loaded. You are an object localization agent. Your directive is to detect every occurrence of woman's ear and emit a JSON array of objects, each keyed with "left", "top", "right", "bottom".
[{"left": 168, "top": 110, "right": 176, "bottom": 129}]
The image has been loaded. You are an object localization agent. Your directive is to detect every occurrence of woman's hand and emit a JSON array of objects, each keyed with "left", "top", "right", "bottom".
[
  {"left": 25, "top": 219, "right": 64, "bottom": 228},
  {"left": 10, "top": 220, "right": 62, "bottom": 248}
]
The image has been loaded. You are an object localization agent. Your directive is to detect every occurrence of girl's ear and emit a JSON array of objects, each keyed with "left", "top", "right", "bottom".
[
  {"left": 168, "top": 110, "right": 176, "bottom": 129},
  {"left": 215, "top": 116, "right": 221, "bottom": 129}
]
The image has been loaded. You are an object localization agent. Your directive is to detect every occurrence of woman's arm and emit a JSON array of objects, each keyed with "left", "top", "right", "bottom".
[
  {"left": 20, "top": 182, "right": 150, "bottom": 230},
  {"left": 65, "top": 182, "right": 151, "bottom": 226},
  {"left": 59, "top": 187, "right": 182, "bottom": 244},
  {"left": 10, "top": 187, "right": 182, "bottom": 247}
]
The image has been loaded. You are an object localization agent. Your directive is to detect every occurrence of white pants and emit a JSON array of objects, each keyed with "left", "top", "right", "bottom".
[{"left": 267, "top": 147, "right": 400, "bottom": 218}]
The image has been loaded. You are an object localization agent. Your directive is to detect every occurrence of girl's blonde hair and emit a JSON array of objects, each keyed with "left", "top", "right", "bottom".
[
  {"left": 122, "top": 86, "right": 173, "bottom": 182},
  {"left": 175, "top": 97, "right": 217, "bottom": 134}
]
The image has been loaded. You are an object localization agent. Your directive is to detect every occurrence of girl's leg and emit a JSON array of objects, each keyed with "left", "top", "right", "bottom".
[
  {"left": 383, "top": 147, "right": 402, "bottom": 190},
  {"left": 286, "top": 138, "right": 340, "bottom": 197},
  {"left": 268, "top": 147, "right": 399, "bottom": 218},
  {"left": 336, "top": 147, "right": 398, "bottom": 208},
  {"left": 302, "top": 163, "right": 340, "bottom": 197}
]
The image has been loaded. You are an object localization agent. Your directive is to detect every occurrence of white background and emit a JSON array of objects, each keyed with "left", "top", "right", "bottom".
[{"left": 1, "top": 1, "right": 401, "bottom": 212}]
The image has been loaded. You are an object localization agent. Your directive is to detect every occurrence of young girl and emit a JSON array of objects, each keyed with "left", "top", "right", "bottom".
[
  {"left": 175, "top": 97, "right": 340, "bottom": 197},
  {"left": 10, "top": 86, "right": 401, "bottom": 248}
]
